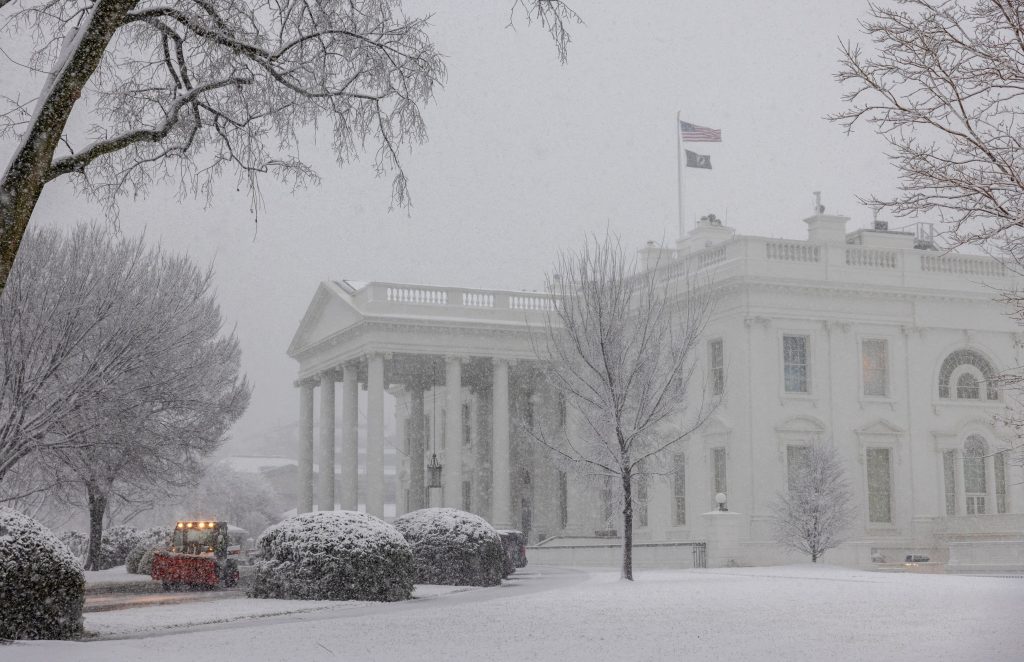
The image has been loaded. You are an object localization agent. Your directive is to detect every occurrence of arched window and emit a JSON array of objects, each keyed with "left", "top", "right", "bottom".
[
  {"left": 956, "top": 373, "right": 980, "bottom": 400},
  {"left": 963, "top": 435, "right": 988, "bottom": 514},
  {"left": 938, "top": 350, "right": 998, "bottom": 400}
]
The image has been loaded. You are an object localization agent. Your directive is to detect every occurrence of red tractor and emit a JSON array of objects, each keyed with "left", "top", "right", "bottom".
[{"left": 151, "top": 520, "right": 240, "bottom": 590}]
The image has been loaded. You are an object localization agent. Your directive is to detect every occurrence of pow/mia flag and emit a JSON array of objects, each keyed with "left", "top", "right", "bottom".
[{"left": 685, "top": 150, "right": 712, "bottom": 169}]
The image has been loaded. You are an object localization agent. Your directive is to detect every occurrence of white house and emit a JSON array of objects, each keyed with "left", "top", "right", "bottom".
[{"left": 287, "top": 211, "right": 1024, "bottom": 568}]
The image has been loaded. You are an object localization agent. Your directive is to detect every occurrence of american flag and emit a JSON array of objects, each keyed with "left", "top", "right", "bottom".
[{"left": 679, "top": 120, "right": 721, "bottom": 142}]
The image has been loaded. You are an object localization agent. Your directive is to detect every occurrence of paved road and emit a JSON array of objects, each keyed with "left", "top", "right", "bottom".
[
  {"left": 90, "top": 564, "right": 587, "bottom": 641},
  {"left": 85, "top": 587, "right": 245, "bottom": 613}
]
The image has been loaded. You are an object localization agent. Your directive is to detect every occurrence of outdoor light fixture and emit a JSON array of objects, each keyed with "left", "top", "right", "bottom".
[
  {"left": 427, "top": 452, "right": 443, "bottom": 489},
  {"left": 716, "top": 492, "right": 728, "bottom": 512}
]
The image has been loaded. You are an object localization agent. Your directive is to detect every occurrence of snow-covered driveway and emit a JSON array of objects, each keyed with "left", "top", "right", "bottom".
[{"left": 5, "top": 565, "right": 1022, "bottom": 661}]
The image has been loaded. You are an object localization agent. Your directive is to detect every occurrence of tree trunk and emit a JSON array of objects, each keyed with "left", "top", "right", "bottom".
[
  {"left": 621, "top": 470, "right": 633, "bottom": 581},
  {"left": 85, "top": 484, "right": 108, "bottom": 571},
  {"left": 0, "top": 0, "right": 136, "bottom": 293}
]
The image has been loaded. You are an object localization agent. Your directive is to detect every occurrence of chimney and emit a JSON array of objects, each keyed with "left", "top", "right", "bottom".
[{"left": 803, "top": 213, "right": 849, "bottom": 243}]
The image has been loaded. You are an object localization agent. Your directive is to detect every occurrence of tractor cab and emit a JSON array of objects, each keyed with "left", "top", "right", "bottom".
[{"left": 171, "top": 520, "right": 230, "bottom": 558}]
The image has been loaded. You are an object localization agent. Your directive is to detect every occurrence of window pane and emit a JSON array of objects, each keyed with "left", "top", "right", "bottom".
[
  {"left": 862, "top": 339, "right": 888, "bottom": 397},
  {"left": 995, "top": 451, "right": 1007, "bottom": 514},
  {"left": 558, "top": 471, "right": 568, "bottom": 528},
  {"left": 713, "top": 448, "right": 727, "bottom": 498},
  {"left": 943, "top": 450, "right": 957, "bottom": 516},
  {"left": 462, "top": 480, "right": 471, "bottom": 511},
  {"left": 673, "top": 453, "right": 686, "bottom": 526},
  {"left": 709, "top": 339, "right": 724, "bottom": 396},
  {"left": 787, "top": 445, "right": 810, "bottom": 492},
  {"left": 956, "top": 373, "right": 980, "bottom": 400},
  {"left": 867, "top": 448, "right": 892, "bottom": 523},
  {"left": 462, "top": 403, "right": 472, "bottom": 447},
  {"left": 783, "top": 335, "right": 809, "bottom": 393},
  {"left": 964, "top": 437, "right": 987, "bottom": 495},
  {"left": 635, "top": 478, "right": 648, "bottom": 527}
]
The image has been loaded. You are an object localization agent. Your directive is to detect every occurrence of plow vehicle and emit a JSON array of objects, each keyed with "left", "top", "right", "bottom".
[{"left": 151, "top": 520, "right": 240, "bottom": 590}]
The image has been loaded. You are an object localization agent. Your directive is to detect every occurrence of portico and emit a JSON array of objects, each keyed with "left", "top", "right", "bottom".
[{"left": 287, "top": 282, "right": 553, "bottom": 527}]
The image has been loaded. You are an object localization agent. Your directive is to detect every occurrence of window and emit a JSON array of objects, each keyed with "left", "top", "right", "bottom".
[
  {"left": 558, "top": 471, "right": 568, "bottom": 529},
  {"left": 942, "top": 450, "right": 957, "bottom": 516},
  {"left": 462, "top": 480, "right": 471, "bottom": 512},
  {"left": 956, "top": 373, "right": 979, "bottom": 400},
  {"left": 787, "top": 445, "right": 810, "bottom": 492},
  {"left": 557, "top": 394, "right": 567, "bottom": 430},
  {"left": 862, "top": 339, "right": 889, "bottom": 397},
  {"left": 938, "top": 349, "right": 998, "bottom": 400},
  {"left": 709, "top": 338, "right": 724, "bottom": 396},
  {"left": 462, "top": 403, "right": 472, "bottom": 447},
  {"left": 712, "top": 448, "right": 727, "bottom": 503},
  {"left": 673, "top": 453, "right": 686, "bottom": 526},
  {"left": 635, "top": 477, "right": 648, "bottom": 527},
  {"left": 424, "top": 414, "right": 431, "bottom": 447},
  {"left": 866, "top": 448, "right": 892, "bottom": 523},
  {"left": 964, "top": 435, "right": 987, "bottom": 514},
  {"left": 440, "top": 408, "right": 446, "bottom": 448},
  {"left": 995, "top": 451, "right": 1008, "bottom": 514},
  {"left": 783, "top": 335, "right": 809, "bottom": 393}
]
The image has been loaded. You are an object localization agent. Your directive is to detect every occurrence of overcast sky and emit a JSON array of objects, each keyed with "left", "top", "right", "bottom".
[{"left": 3, "top": 0, "right": 902, "bottom": 448}]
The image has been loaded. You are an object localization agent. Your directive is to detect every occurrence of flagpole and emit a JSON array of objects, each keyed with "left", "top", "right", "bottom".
[{"left": 676, "top": 111, "right": 685, "bottom": 242}]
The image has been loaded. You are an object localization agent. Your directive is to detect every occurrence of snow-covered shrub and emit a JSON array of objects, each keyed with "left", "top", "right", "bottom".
[
  {"left": 249, "top": 511, "right": 414, "bottom": 602},
  {"left": 126, "top": 527, "right": 170, "bottom": 574},
  {"left": 138, "top": 547, "right": 160, "bottom": 577},
  {"left": 0, "top": 508, "right": 85, "bottom": 640},
  {"left": 392, "top": 508, "right": 504, "bottom": 587},
  {"left": 90, "top": 524, "right": 142, "bottom": 570}
]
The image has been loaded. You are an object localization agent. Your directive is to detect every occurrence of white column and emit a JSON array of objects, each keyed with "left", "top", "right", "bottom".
[
  {"left": 409, "top": 384, "right": 426, "bottom": 511},
  {"left": 444, "top": 356, "right": 463, "bottom": 509},
  {"left": 340, "top": 364, "right": 359, "bottom": 511},
  {"left": 317, "top": 372, "right": 336, "bottom": 511},
  {"left": 297, "top": 380, "right": 315, "bottom": 514},
  {"left": 492, "top": 358, "right": 512, "bottom": 528},
  {"left": 367, "top": 353, "right": 385, "bottom": 517}
]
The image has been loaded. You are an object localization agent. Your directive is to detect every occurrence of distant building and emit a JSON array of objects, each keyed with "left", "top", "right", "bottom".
[{"left": 288, "top": 211, "right": 1024, "bottom": 568}]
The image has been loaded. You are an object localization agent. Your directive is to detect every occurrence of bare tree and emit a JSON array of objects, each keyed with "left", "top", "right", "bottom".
[
  {"left": 832, "top": 0, "right": 1024, "bottom": 463},
  {"left": 0, "top": 224, "right": 249, "bottom": 568},
  {"left": 832, "top": 1, "right": 1024, "bottom": 271},
  {"left": 0, "top": 0, "right": 581, "bottom": 293},
  {"left": 772, "top": 443, "right": 855, "bottom": 563},
  {"left": 531, "top": 234, "right": 715, "bottom": 580},
  {"left": 0, "top": 224, "right": 178, "bottom": 482}
]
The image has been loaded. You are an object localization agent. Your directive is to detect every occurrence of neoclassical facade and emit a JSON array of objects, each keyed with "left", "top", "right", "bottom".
[{"left": 288, "top": 211, "right": 1024, "bottom": 566}]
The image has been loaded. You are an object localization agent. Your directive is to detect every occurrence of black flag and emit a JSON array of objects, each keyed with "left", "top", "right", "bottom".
[{"left": 685, "top": 150, "right": 712, "bottom": 169}]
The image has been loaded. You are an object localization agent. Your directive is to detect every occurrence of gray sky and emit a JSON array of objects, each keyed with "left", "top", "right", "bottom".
[{"left": 5, "top": 0, "right": 900, "bottom": 446}]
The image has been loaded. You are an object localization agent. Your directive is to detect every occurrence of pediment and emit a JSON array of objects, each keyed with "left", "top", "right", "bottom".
[
  {"left": 855, "top": 419, "right": 904, "bottom": 438},
  {"left": 774, "top": 416, "right": 826, "bottom": 434},
  {"left": 287, "top": 281, "right": 364, "bottom": 356}
]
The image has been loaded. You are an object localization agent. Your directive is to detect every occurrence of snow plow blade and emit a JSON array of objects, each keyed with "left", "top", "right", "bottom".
[{"left": 151, "top": 551, "right": 220, "bottom": 588}]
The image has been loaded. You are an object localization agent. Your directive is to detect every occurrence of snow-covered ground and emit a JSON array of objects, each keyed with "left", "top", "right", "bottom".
[
  {"left": 83, "top": 566, "right": 152, "bottom": 585},
  {"left": 6, "top": 565, "right": 1023, "bottom": 661}
]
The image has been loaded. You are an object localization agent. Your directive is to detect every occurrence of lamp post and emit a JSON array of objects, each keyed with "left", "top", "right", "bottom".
[{"left": 715, "top": 492, "right": 728, "bottom": 512}]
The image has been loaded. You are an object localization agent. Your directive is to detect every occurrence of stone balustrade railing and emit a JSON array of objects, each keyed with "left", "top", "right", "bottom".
[{"left": 366, "top": 237, "right": 1011, "bottom": 313}]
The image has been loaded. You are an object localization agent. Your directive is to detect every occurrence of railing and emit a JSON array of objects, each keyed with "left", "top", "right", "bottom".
[
  {"left": 462, "top": 291, "right": 494, "bottom": 308},
  {"left": 846, "top": 247, "right": 898, "bottom": 269},
  {"left": 510, "top": 294, "right": 554, "bottom": 311},
  {"left": 386, "top": 286, "right": 447, "bottom": 305},
  {"left": 766, "top": 241, "right": 820, "bottom": 262},
  {"left": 921, "top": 254, "right": 1007, "bottom": 277},
  {"left": 697, "top": 245, "right": 728, "bottom": 269}
]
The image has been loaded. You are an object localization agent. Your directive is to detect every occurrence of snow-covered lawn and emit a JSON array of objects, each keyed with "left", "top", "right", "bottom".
[{"left": 6, "top": 565, "right": 1022, "bottom": 661}]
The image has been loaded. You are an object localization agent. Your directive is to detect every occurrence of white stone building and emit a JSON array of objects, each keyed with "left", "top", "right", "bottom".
[{"left": 288, "top": 211, "right": 1024, "bottom": 568}]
